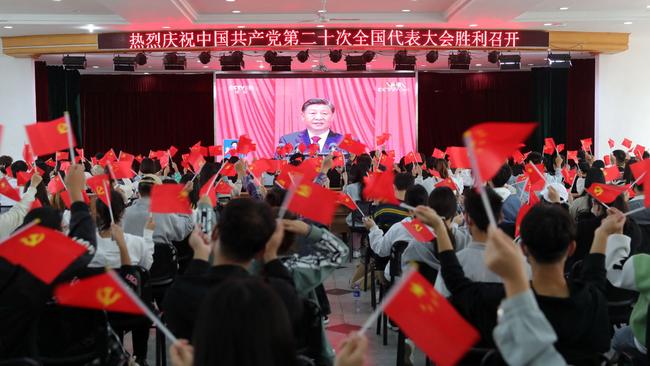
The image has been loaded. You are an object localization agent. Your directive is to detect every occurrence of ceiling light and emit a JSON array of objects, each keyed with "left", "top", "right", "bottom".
[
  {"left": 469, "top": 24, "right": 478, "bottom": 27},
  {"left": 92, "top": 66, "right": 99, "bottom": 69},
  {"left": 543, "top": 23, "right": 553, "bottom": 26},
  {"left": 52, "top": 0, "right": 62, "bottom": 2},
  {"left": 316, "top": 24, "right": 325, "bottom": 28},
  {"left": 135, "top": 52, "right": 147, "bottom": 65},
  {"left": 144, "top": 72, "right": 150, "bottom": 75},
  {"left": 296, "top": 50, "right": 309, "bottom": 63},
  {"left": 475, "top": 63, "right": 482, "bottom": 67},
  {"left": 559, "top": 7, "right": 569, "bottom": 10},
  {"left": 329, "top": 49, "right": 343, "bottom": 63},
  {"left": 198, "top": 51, "right": 211, "bottom": 64},
  {"left": 425, "top": 50, "right": 439, "bottom": 63},
  {"left": 624, "top": 21, "right": 633, "bottom": 25},
  {"left": 259, "top": 64, "right": 264, "bottom": 68},
  {"left": 528, "top": 63, "right": 534, "bottom": 66},
  {"left": 162, "top": 26, "right": 171, "bottom": 29},
  {"left": 3, "top": 26, "right": 13, "bottom": 29},
  {"left": 647, "top": 5, "right": 650, "bottom": 8},
  {"left": 448, "top": 51, "right": 471, "bottom": 70},
  {"left": 237, "top": 25, "right": 246, "bottom": 28},
  {"left": 232, "top": 10, "right": 241, "bottom": 13},
  {"left": 394, "top": 51, "right": 416, "bottom": 70},
  {"left": 226, "top": 0, "right": 235, "bottom": 2},
  {"left": 220, "top": 51, "right": 244, "bottom": 71},
  {"left": 401, "top": 9, "right": 411, "bottom": 12},
  {"left": 203, "top": 65, "right": 209, "bottom": 68},
  {"left": 113, "top": 56, "right": 137, "bottom": 72},
  {"left": 395, "top": 24, "right": 404, "bottom": 28},
  {"left": 62, "top": 55, "right": 87, "bottom": 70},
  {"left": 81, "top": 24, "right": 99, "bottom": 33},
  {"left": 317, "top": 9, "right": 326, "bottom": 13}
]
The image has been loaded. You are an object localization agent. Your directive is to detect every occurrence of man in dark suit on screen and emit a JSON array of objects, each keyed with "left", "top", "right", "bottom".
[{"left": 278, "top": 98, "right": 343, "bottom": 154}]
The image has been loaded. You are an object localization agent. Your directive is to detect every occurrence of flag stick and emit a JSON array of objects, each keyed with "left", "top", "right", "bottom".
[
  {"left": 64, "top": 112, "right": 75, "bottom": 165},
  {"left": 630, "top": 173, "right": 646, "bottom": 188},
  {"left": 359, "top": 268, "right": 415, "bottom": 334},
  {"left": 625, "top": 206, "right": 647, "bottom": 217},
  {"left": 58, "top": 172, "right": 68, "bottom": 191},
  {"left": 519, "top": 178, "right": 529, "bottom": 202},
  {"left": 351, "top": 199, "right": 366, "bottom": 218},
  {"left": 204, "top": 173, "right": 219, "bottom": 197},
  {"left": 103, "top": 180, "right": 115, "bottom": 224},
  {"left": 107, "top": 270, "right": 178, "bottom": 344},
  {"left": 463, "top": 135, "right": 497, "bottom": 227},
  {"left": 529, "top": 163, "right": 549, "bottom": 187},
  {"left": 399, "top": 202, "right": 416, "bottom": 211}
]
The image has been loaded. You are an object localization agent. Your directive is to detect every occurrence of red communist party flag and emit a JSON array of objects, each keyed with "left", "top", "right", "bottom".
[
  {"left": 86, "top": 174, "right": 111, "bottom": 206},
  {"left": 336, "top": 192, "right": 357, "bottom": 210},
  {"left": 602, "top": 165, "right": 621, "bottom": 182},
  {"left": 0, "top": 177, "right": 21, "bottom": 201},
  {"left": 25, "top": 117, "right": 75, "bottom": 156},
  {"left": 586, "top": 183, "right": 628, "bottom": 204},
  {"left": 363, "top": 169, "right": 399, "bottom": 204},
  {"left": 55, "top": 270, "right": 144, "bottom": 314},
  {"left": 446, "top": 147, "right": 471, "bottom": 169},
  {"left": 464, "top": 122, "right": 537, "bottom": 184},
  {"left": 150, "top": 184, "right": 192, "bottom": 214},
  {"left": 219, "top": 162, "right": 237, "bottom": 177},
  {"left": 403, "top": 219, "right": 435, "bottom": 242},
  {"left": 339, "top": 134, "right": 366, "bottom": 155},
  {"left": 286, "top": 177, "right": 339, "bottom": 226},
  {"left": 0, "top": 224, "right": 87, "bottom": 284},
  {"left": 384, "top": 270, "right": 479, "bottom": 366}
]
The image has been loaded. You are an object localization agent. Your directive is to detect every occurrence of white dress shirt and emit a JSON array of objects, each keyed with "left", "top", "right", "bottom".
[{"left": 89, "top": 229, "right": 155, "bottom": 269}]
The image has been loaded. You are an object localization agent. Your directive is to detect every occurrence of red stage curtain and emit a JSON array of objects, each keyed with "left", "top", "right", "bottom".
[
  {"left": 566, "top": 59, "right": 595, "bottom": 150},
  {"left": 80, "top": 74, "right": 214, "bottom": 156},
  {"left": 417, "top": 71, "right": 534, "bottom": 154}
]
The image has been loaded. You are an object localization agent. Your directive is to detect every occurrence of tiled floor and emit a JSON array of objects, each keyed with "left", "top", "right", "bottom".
[{"left": 133, "top": 258, "right": 427, "bottom": 366}]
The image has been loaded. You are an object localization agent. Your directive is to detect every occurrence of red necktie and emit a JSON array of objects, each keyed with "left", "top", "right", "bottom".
[{"left": 311, "top": 136, "right": 321, "bottom": 145}]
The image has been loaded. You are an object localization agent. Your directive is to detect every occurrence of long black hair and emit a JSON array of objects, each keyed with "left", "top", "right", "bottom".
[{"left": 94, "top": 189, "right": 126, "bottom": 231}]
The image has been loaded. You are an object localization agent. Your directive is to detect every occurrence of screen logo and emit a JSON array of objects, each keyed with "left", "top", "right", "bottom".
[
  {"left": 377, "top": 82, "right": 408, "bottom": 93},
  {"left": 228, "top": 85, "right": 254, "bottom": 94}
]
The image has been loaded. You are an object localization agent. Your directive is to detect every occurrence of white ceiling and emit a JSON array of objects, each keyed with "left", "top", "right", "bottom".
[{"left": 0, "top": 0, "right": 649, "bottom": 37}]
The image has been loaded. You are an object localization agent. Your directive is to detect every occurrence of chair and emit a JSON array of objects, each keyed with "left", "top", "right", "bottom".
[
  {"left": 149, "top": 243, "right": 179, "bottom": 366},
  {"left": 375, "top": 240, "right": 408, "bottom": 348},
  {"left": 171, "top": 234, "right": 193, "bottom": 275},
  {"left": 349, "top": 201, "right": 371, "bottom": 264}
]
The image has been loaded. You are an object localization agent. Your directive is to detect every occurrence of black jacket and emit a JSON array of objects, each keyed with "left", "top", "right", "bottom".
[{"left": 163, "top": 259, "right": 302, "bottom": 341}]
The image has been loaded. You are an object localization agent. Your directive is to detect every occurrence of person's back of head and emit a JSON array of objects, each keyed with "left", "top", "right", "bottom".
[
  {"left": 491, "top": 164, "right": 512, "bottom": 188},
  {"left": 592, "top": 160, "right": 605, "bottom": 170},
  {"left": 193, "top": 278, "right": 296, "bottom": 366},
  {"left": 612, "top": 149, "right": 627, "bottom": 166},
  {"left": 0, "top": 155, "right": 13, "bottom": 174},
  {"left": 95, "top": 190, "right": 126, "bottom": 231},
  {"left": 584, "top": 167, "right": 605, "bottom": 190},
  {"left": 10, "top": 160, "right": 28, "bottom": 175},
  {"left": 21, "top": 207, "right": 62, "bottom": 231},
  {"left": 463, "top": 187, "right": 502, "bottom": 233},
  {"left": 429, "top": 187, "right": 457, "bottom": 220},
  {"left": 520, "top": 203, "right": 576, "bottom": 264},
  {"left": 264, "top": 187, "right": 287, "bottom": 208},
  {"left": 139, "top": 158, "right": 156, "bottom": 174},
  {"left": 356, "top": 154, "right": 372, "bottom": 168},
  {"left": 404, "top": 185, "right": 427, "bottom": 207},
  {"left": 394, "top": 172, "right": 415, "bottom": 192},
  {"left": 578, "top": 161, "right": 590, "bottom": 174},
  {"left": 526, "top": 151, "right": 543, "bottom": 165},
  {"left": 215, "top": 198, "right": 275, "bottom": 262}
]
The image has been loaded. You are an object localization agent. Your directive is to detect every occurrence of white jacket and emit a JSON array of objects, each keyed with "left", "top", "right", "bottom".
[
  {"left": 89, "top": 229, "right": 155, "bottom": 269},
  {"left": 0, "top": 187, "right": 36, "bottom": 240}
]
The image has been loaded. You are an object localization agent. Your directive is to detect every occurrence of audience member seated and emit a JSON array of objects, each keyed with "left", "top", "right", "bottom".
[
  {"left": 371, "top": 172, "right": 414, "bottom": 232},
  {"left": 570, "top": 167, "right": 606, "bottom": 221},
  {"left": 162, "top": 198, "right": 302, "bottom": 341},
  {"left": 0, "top": 172, "right": 41, "bottom": 239}
]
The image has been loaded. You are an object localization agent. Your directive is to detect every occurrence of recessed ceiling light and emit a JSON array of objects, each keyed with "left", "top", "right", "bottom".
[
  {"left": 647, "top": 4, "right": 650, "bottom": 8},
  {"left": 312, "top": 59, "right": 318, "bottom": 62},
  {"left": 395, "top": 24, "right": 404, "bottom": 28},
  {"left": 259, "top": 64, "right": 264, "bottom": 68},
  {"left": 316, "top": 24, "right": 325, "bottom": 28},
  {"left": 317, "top": 9, "right": 326, "bottom": 13},
  {"left": 624, "top": 21, "right": 633, "bottom": 25},
  {"left": 528, "top": 63, "right": 534, "bottom": 66},
  {"left": 232, "top": 10, "right": 241, "bottom": 13},
  {"left": 3, "top": 26, "right": 13, "bottom": 29},
  {"left": 469, "top": 24, "right": 478, "bottom": 27},
  {"left": 144, "top": 72, "right": 150, "bottom": 75},
  {"left": 52, "top": 0, "right": 62, "bottom": 2},
  {"left": 203, "top": 65, "right": 209, "bottom": 68},
  {"left": 401, "top": 9, "right": 411, "bottom": 12},
  {"left": 92, "top": 65, "right": 99, "bottom": 69},
  {"left": 162, "top": 26, "right": 171, "bottom": 29},
  {"left": 543, "top": 23, "right": 553, "bottom": 26},
  {"left": 237, "top": 25, "right": 246, "bottom": 28},
  {"left": 226, "top": 0, "right": 235, "bottom": 2},
  {"left": 559, "top": 7, "right": 569, "bottom": 10},
  {"left": 81, "top": 24, "right": 99, "bottom": 33},
  {"left": 475, "top": 63, "right": 482, "bottom": 67},
  {"left": 256, "top": 60, "right": 263, "bottom": 62}
]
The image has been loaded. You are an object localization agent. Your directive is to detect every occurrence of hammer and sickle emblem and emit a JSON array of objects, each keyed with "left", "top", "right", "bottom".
[
  {"left": 96, "top": 286, "right": 122, "bottom": 307},
  {"left": 296, "top": 184, "right": 312, "bottom": 198},
  {"left": 56, "top": 123, "right": 68, "bottom": 134},
  {"left": 20, "top": 233, "right": 45, "bottom": 247},
  {"left": 414, "top": 224, "right": 423, "bottom": 232},
  {"left": 594, "top": 186, "right": 604, "bottom": 196},
  {"left": 178, "top": 190, "right": 189, "bottom": 199},
  {"left": 96, "top": 186, "right": 105, "bottom": 195}
]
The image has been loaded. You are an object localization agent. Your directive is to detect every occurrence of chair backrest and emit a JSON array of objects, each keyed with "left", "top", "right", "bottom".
[
  {"left": 149, "top": 242, "right": 178, "bottom": 287},
  {"left": 389, "top": 241, "right": 409, "bottom": 279},
  {"left": 637, "top": 224, "right": 650, "bottom": 254}
]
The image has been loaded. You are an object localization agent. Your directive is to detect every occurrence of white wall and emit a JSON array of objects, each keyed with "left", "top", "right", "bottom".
[
  {"left": 0, "top": 39, "right": 36, "bottom": 160},
  {"left": 596, "top": 32, "right": 650, "bottom": 158}
]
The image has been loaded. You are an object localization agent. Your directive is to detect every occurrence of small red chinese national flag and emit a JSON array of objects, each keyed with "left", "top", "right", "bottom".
[
  {"left": 464, "top": 122, "right": 537, "bottom": 183},
  {"left": 567, "top": 150, "right": 578, "bottom": 164},
  {"left": 250, "top": 159, "right": 272, "bottom": 178},
  {"left": 286, "top": 177, "right": 339, "bottom": 225},
  {"left": 23, "top": 144, "right": 35, "bottom": 166},
  {"left": 30, "top": 199, "right": 42, "bottom": 211},
  {"left": 435, "top": 178, "right": 457, "bottom": 191},
  {"left": 307, "top": 143, "right": 320, "bottom": 156},
  {"left": 379, "top": 153, "right": 394, "bottom": 168},
  {"left": 297, "top": 143, "right": 307, "bottom": 154},
  {"left": 75, "top": 148, "right": 85, "bottom": 163},
  {"left": 110, "top": 161, "right": 135, "bottom": 179},
  {"left": 168, "top": 145, "right": 178, "bottom": 158},
  {"left": 54, "top": 271, "right": 144, "bottom": 314},
  {"left": 602, "top": 165, "right": 621, "bottom": 182},
  {"left": 118, "top": 152, "right": 135, "bottom": 165},
  {"left": 336, "top": 192, "right": 356, "bottom": 210},
  {"left": 339, "top": 134, "right": 366, "bottom": 155},
  {"left": 199, "top": 175, "right": 218, "bottom": 206},
  {"left": 363, "top": 169, "right": 399, "bottom": 204},
  {"left": 219, "top": 162, "right": 237, "bottom": 177},
  {"left": 586, "top": 183, "right": 628, "bottom": 204},
  {"left": 512, "top": 150, "right": 525, "bottom": 164},
  {"left": 0, "top": 177, "right": 20, "bottom": 201},
  {"left": 608, "top": 139, "right": 616, "bottom": 149},
  {"left": 208, "top": 145, "right": 223, "bottom": 157},
  {"left": 581, "top": 138, "right": 593, "bottom": 152},
  {"left": 188, "top": 152, "right": 206, "bottom": 173},
  {"left": 446, "top": 147, "right": 471, "bottom": 169},
  {"left": 428, "top": 169, "right": 441, "bottom": 179},
  {"left": 557, "top": 144, "right": 565, "bottom": 153},
  {"left": 16, "top": 171, "right": 33, "bottom": 186},
  {"left": 403, "top": 219, "right": 435, "bottom": 242},
  {"left": 60, "top": 189, "right": 90, "bottom": 209},
  {"left": 524, "top": 163, "right": 546, "bottom": 192},
  {"left": 0, "top": 224, "right": 87, "bottom": 284},
  {"left": 215, "top": 180, "right": 233, "bottom": 195},
  {"left": 150, "top": 184, "right": 192, "bottom": 214},
  {"left": 431, "top": 148, "right": 445, "bottom": 159},
  {"left": 45, "top": 158, "right": 56, "bottom": 168},
  {"left": 376, "top": 133, "right": 391, "bottom": 146},
  {"left": 630, "top": 159, "right": 650, "bottom": 208},
  {"left": 622, "top": 138, "right": 633, "bottom": 150},
  {"left": 55, "top": 151, "right": 69, "bottom": 162},
  {"left": 604, "top": 155, "right": 611, "bottom": 166},
  {"left": 25, "top": 117, "right": 74, "bottom": 157},
  {"left": 87, "top": 174, "right": 111, "bottom": 206},
  {"left": 47, "top": 175, "right": 65, "bottom": 195},
  {"left": 135, "top": 155, "right": 144, "bottom": 163},
  {"left": 634, "top": 145, "right": 646, "bottom": 159},
  {"left": 543, "top": 138, "right": 556, "bottom": 155},
  {"left": 515, "top": 201, "right": 535, "bottom": 237},
  {"left": 237, "top": 135, "right": 254, "bottom": 155},
  {"left": 561, "top": 168, "right": 577, "bottom": 187},
  {"left": 384, "top": 270, "right": 479, "bottom": 366}
]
